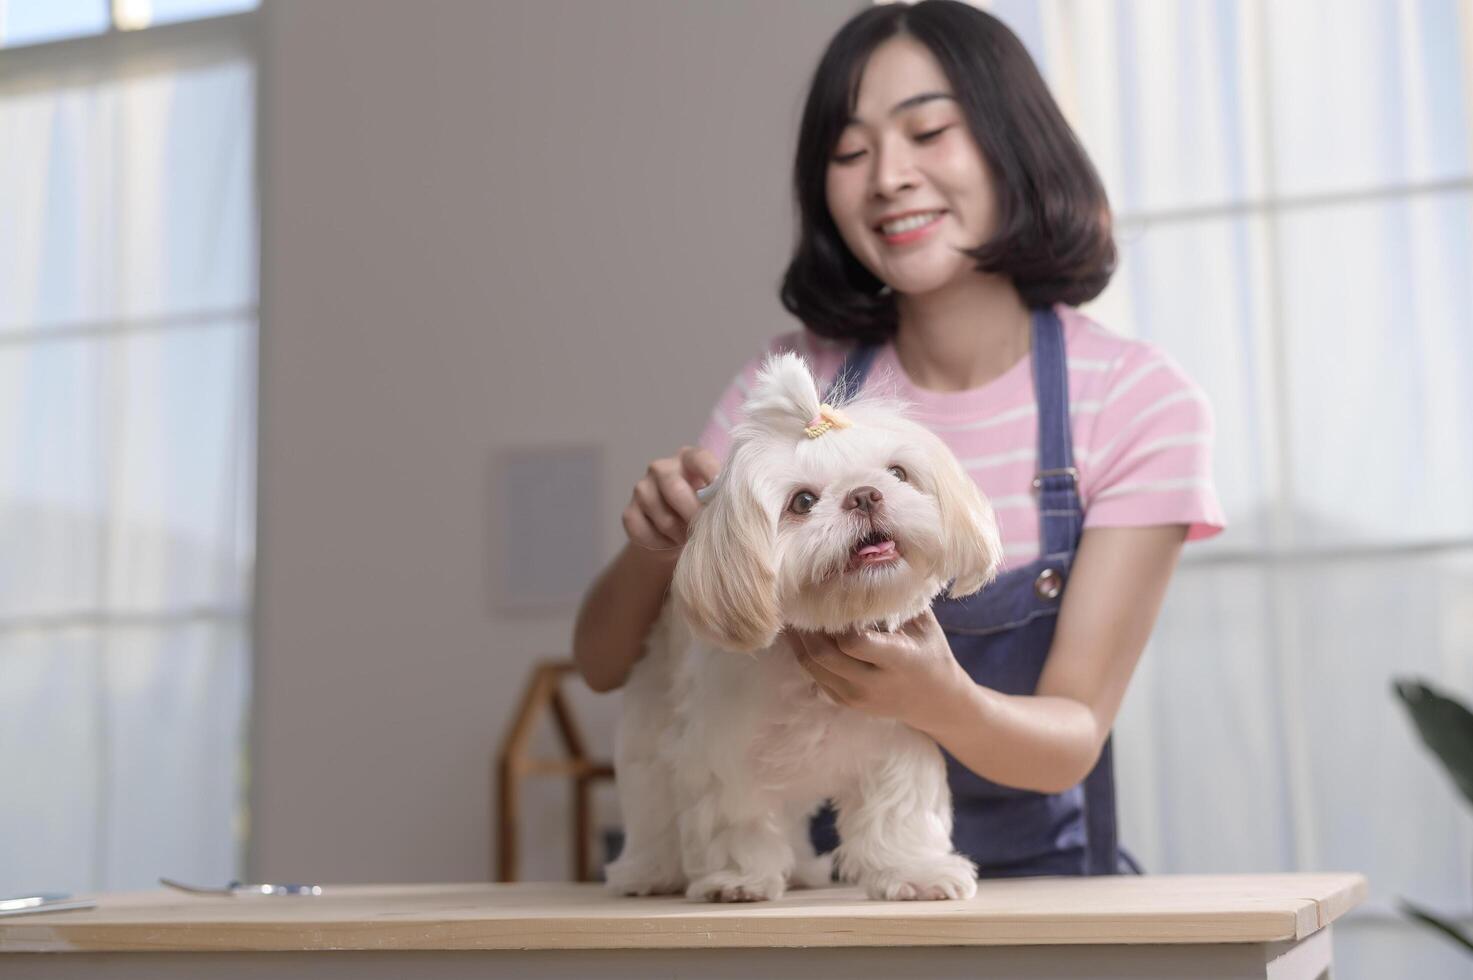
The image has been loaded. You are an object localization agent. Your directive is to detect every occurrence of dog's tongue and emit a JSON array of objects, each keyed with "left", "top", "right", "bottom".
[{"left": 857, "top": 539, "right": 896, "bottom": 558}]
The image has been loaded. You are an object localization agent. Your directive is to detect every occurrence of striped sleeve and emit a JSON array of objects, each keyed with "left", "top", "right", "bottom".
[
  {"left": 695, "top": 364, "right": 753, "bottom": 464},
  {"left": 1080, "top": 346, "right": 1226, "bottom": 541},
  {"left": 695, "top": 332, "right": 815, "bottom": 463},
  {"left": 696, "top": 331, "right": 854, "bottom": 464}
]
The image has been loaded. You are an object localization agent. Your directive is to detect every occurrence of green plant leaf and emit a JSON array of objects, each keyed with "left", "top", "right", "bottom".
[
  {"left": 1398, "top": 898, "right": 1473, "bottom": 955},
  {"left": 1392, "top": 678, "right": 1473, "bottom": 810}
]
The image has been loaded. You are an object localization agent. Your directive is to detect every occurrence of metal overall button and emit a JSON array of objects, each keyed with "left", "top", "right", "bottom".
[{"left": 1034, "top": 567, "right": 1063, "bottom": 601}]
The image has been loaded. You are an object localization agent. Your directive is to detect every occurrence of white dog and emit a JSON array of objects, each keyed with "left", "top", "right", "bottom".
[{"left": 606, "top": 352, "right": 1002, "bottom": 903}]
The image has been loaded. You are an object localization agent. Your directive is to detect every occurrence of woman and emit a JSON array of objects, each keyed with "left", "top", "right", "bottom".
[{"left": 573, "top": 0, "right": 1223, "bottom": 878}]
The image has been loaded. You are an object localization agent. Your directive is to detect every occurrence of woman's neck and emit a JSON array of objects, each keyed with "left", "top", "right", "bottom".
[{"left": 892, "top": 274, "right": 1032, "bottom": 393}]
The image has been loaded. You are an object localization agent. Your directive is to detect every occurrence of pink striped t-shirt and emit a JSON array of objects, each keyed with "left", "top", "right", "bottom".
[{"left": 696, "top": 304, "right": 1225, "bottom": 571}]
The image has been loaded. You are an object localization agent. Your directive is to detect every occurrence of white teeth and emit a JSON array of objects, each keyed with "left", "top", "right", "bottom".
[{"left": 880, "top": 211, "right": 942, "bottom": 236}]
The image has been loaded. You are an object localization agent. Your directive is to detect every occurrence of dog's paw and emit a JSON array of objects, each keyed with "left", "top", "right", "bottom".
[
  {"left": 686, "top": 870, "right": 787, "bottom": 903},
  {"left": 862, "top": 855, "right": 978, "bottom": 901},
  {"left": 603, "top": 856, "right": 685, "bottom": 897},
  {"left": 789, "top": 851, "right": 835, "bottom": 889}
]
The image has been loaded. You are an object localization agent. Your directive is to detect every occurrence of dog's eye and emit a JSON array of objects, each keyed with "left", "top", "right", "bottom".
[
  {"left": 788, "top": 490, "right": 818, "bottom": 515},
  {"left": 888, "top": 465, "right": 908, "bottom": 483}
]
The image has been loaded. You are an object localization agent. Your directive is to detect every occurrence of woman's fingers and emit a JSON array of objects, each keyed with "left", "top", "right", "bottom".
[
  {"left": 792, "top": 629, "right": 877, "bottom": 679},
  {"left": 788, "top": 632, "right": 861, "bottom": 703},
  {"left": 620, "top": 446, "right": 720, "bottom": 553},
  {"left": 623, "top": 497, "right": 680, "bottom": 551},
  {"left": 903, "top": 606, "right": 943, "bottom": 639},
  {"left": 652, "top": 458, "right": 702, "bottom": 524},
  {"left": 681, "top": 446, "right": 721, "bottom": 489},
  {"left": 633, "top": 477, "right": 686, "bottom": 541}
]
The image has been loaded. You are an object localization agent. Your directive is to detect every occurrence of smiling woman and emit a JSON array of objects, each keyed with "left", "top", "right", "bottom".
[
  {"left": 573, "top": 0, "right": 1222, "bottom": 882},
  {"left": 783, "top": 8, "right": 1116, "bottom": 351}
]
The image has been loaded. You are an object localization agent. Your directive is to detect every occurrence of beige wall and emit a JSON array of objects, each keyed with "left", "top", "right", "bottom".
[{"left": 253, "top": 0, "right": 862, "bottom": 882}]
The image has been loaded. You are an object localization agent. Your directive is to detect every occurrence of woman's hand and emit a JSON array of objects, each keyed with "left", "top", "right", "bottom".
[
  {"left": 621, "top": 445, "right": 720, "bottom": 554},
  {"left": 786, "top": 607, "right": 974, "bottom": 734}
]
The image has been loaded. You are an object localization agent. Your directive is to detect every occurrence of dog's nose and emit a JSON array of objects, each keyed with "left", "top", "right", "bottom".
[{"left": 845, "top": 486, "right": 883, "bottom": 513}]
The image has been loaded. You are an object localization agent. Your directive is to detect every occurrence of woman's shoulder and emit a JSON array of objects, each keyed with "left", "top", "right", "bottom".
[
  {"left": 741, "top": 328, "right": 859, "bottom": 388},
  {"left": 697, "top": 328, "right": 861, "bottom": 460},
  {"left": 1057, "top": 304, "right": 1207, "bottom": 403},
  {"left": 765, "top": 327, "right": 857, "bottom": 357},
  {"left": 1055, "top": 306, "right": 1224, "bottom": 541}
]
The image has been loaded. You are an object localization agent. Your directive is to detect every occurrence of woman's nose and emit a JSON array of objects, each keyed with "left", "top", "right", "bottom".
[{"left": 870, "top": 137, "right": 917, "bottom": 197}]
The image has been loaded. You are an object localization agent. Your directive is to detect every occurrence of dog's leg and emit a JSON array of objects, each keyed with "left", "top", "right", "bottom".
[
  {"left": 832, "top": 729, "right": 978, "bottom": 901},
  {"left": 603, "top": 631, "right": 686, "bottom": 896},
  {"left": 677, "top": 775, "right": 794, "bottom": 902},
  {"left": 603, "top": 754, "right": 684, "bottom": 895}
]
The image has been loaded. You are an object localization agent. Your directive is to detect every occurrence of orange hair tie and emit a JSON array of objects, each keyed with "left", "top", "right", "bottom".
[{"left": 804, "top": 404, "right": 853, "bottom": 439}]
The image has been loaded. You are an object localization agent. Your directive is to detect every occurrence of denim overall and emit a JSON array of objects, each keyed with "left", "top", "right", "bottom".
[{"left": 811, "top": 307, "right": 1142, "bottom": 878}]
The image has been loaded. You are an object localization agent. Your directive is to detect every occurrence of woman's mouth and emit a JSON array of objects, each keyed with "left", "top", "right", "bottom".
[{"left": 876, "top": 210, "right": 945, "bottom": 246}]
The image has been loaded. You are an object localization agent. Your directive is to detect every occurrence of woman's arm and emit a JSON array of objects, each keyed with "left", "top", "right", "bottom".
[
  {"left": 572, "top": 543, "right": 678, "bottom": 693},
  {"left": 571, "top": 446, "right": 720, "bottom": 693},
  {"left": 923, "top": 524, "right": 1187, "bottom": 792},
  {"left": 788, "top": 524, "right": 1187, "bottom": 794}
]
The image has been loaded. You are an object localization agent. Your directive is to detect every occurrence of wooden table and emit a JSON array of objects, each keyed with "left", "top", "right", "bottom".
[{"left": 0, "top": 873, "right": 1366, "bottom": 979}]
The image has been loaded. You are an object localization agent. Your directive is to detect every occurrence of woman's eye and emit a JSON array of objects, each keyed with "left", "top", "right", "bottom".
[
  {"left": 888, "top": 465, "right": 907, "bottom": 483},
  {"left": 831, "top": 127, "right": 949, "bottom": 166},
  {"left": 789, "top": 490, "right": 819, "bottom": 514}
]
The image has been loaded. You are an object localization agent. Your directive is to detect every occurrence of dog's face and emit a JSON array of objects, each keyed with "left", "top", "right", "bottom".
[{"left": 673, "top": 353, "right": 1002, "bottom": 652}]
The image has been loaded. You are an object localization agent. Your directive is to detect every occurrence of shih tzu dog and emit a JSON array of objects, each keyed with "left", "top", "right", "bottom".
[{"left": 606, "top": 352, "right": 1001, "bottom": 902}]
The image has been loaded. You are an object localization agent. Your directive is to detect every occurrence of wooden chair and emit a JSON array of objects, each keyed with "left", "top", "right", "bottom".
[{"left": 493, "top": 660, "right": 614, "bottom": 882}]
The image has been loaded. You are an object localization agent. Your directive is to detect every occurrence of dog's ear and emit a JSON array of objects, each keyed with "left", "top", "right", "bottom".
[
  {"left": 672, "top": 462, "right": 782, "bottom": 652},
  {"left": 922, "top": 429, "right": 1003, "bottom": 598}
]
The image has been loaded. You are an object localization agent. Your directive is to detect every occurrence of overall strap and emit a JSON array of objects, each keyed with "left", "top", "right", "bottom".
[
  {"left": 1033, "top": 308, "right": 1120, "bottom": 874},
  {"left": 823, "top": 342, "right": 882, "bottom": 404},
  {"left": 1030, "top": 308, "right": 1083, "bottom": 561}
]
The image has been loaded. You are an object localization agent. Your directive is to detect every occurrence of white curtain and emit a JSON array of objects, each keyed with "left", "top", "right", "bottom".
[
  {"left": 0, "top": 44, "right": 256, "bottom": 894},
  {"left": 979, "top": 0, "right": 1473, "bottom": 975}
]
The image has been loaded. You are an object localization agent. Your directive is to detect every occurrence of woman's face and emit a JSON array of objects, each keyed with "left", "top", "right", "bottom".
[{"left": 825, "top": 36, "right": 997, "bottom": 298}]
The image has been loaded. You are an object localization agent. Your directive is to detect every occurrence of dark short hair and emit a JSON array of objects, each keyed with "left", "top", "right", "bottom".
[{"left": 780, "top": 0, "right": 1116, "bottom": 344}]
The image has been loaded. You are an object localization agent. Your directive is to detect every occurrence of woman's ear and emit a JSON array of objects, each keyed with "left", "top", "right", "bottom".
[
  {"left": 672, "top": 473, "right": 782, "bottom": 652},
  {"left": 923, "top": 430, "right": 1003, "bottom": 598}
]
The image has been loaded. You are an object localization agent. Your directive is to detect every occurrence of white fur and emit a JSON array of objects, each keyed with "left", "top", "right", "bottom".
[{"left": 606, "top": 353, "right": 1003, "bottom": 903}]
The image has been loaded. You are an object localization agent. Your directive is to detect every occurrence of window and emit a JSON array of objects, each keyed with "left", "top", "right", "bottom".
[
  {"left": 0, "top": 0, "right": 258, "bottom": 894},
  {"left": 978, "top": 1, "right": 1473, "bottom": 976},
  {"left": 0, "top": 0, "right": 258, "bottom": 48}
]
